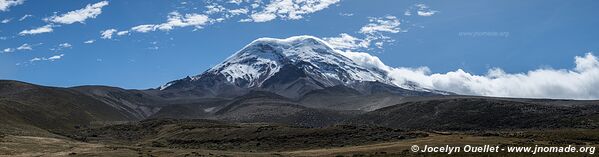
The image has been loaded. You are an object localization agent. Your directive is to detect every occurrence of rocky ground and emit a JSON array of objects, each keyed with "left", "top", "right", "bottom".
[{"left": 2, "top": 129, "right": 599, "bottom": 157}]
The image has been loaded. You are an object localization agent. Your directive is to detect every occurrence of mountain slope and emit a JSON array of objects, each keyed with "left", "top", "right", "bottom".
[
  {"left": 72, "top": 86, "right": 163, "bottom": 119},
  {"left": 212, "top": 91, "right": 359, "bottom": 127},
  {"left": 0, "top": 80, "right": 145, "bottom": 136}
]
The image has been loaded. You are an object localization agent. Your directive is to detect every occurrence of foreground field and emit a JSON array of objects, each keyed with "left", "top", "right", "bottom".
[
  {"left": 0, "top": 133, "right": 513, "bottom": 157},
  {"left": 2, "top": 129, "right": 598, "bottom": 157}
]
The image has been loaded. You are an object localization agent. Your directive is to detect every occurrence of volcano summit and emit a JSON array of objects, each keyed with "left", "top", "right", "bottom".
[{"left": 157, "top": 36, "right": 441, "bottom": 99}]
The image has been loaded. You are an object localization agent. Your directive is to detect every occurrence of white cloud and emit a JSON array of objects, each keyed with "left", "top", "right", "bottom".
[
  {"left": 29, "top": 58, "right": 40, "bottom": 62},
  {"left": 45, "top": 1, "right": 109, "bottom": 24},
  {"left": 239, "top": 18, "right": 253, "bottom": 22},
  {"left": 404, "top": 10, "right": 411, "bottom": 16},
  {"left": 205, "top": 3, "right": 226, "bottom": 14},
  {"left": 322, "top": 16, "right": 406, "bottom": 51},
  {"left": 248, "top": 0, "right": 340, "bottom": 22},
  {"left": 59, "top": 43, "right": 72, "bottom": 48},
  {"left": 2, "top": 43, "right": 38, "bottom": 53},
  {"left": 126, "top": 0, "right": 338, "bottom": 35},
  {"left": 360, "top": 16, "right": 401, "bottom": 34},
  {"left": 229, "top": 8, "right": 248, "bottom": 15},
  {"left": 0, "top": 0, "right": 24, "bottom": 12},
  {"left": 250, "top": 12, "right": 276, "bottom": 22},
  {"left": 130, "top": 11, "right": 211, "bottom": 33},
  {"left": 2, "top": 48, "right": 14, "bottom": 53},
  {"left": 339, "top": 13, "right": 354, "bottom": 17},
  {"left": 84, "top": 39, "right": 95, "bottom": 44},
  {"left": 201, "top": 2, "right": 250, "bottom": 20},
  {"left": 18, "top": 14, "right": 31, "bottom": 21},
  {"left": 116, "top": 30, "right": 129, "bottom": 36},
  {"left": 131, "top": 24, "right": 154, "bottom": 33},
  {"left": 326, "top": 5, "right": 436, "bottom": 50},
  {"left": 417, "top": 10, "right": 438, "bottom": 16},
  {"left": 1, "top": 18, "right": 10, "bottom": 23},
  {"left": 251, "top": 3, "right": 260, "bottom": 9},
  {"left": 336, "top": 49, "right": 599, "bottom": 100},
  {"left": 228, "top": 0, "right": 244, "bottom": 5},
  {"left": 30, "top": 54, "right": 64, "bottom": 62},
  {"left": 47, "top": 54, "right": 63, "bottom": 60},
  {"left": 414, "top": 4, "right": 428, "bottom": 9},
  {"left": 16, "top": 43, "right": 32, "bottom": 50},
  {"left": 213, "top": 17, "right": 225, "bottom": 23},
  {"left": 157, "top": 12, "right": 210, "bottom": 31},
  {"left": 324, "top": 33, "right": 369, "bottom": 51},
  {"left": 100, "top": 29, "right": 117, "bottom": 39},
  {"left": 356, "top": 16, "right": 402, "bottom": 49},
  {"left": 414, "top": 3, "right": 438, "bottom": 17},
  {"left": 19, "top": 24, "right": 54, "bottom": 35}
]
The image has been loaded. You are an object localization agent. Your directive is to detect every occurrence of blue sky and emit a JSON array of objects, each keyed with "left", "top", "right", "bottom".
[{"left": 1, "top": 0, "right": 599, "bottom": 96}]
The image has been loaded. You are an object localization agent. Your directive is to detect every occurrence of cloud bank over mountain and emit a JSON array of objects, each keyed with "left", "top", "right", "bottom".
[{"left": 338, "top": 50, "right": 599, "bottom": 100}]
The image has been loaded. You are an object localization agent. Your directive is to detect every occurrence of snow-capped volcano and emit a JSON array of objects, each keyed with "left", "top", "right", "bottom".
[
  {"left": 159, "top": 36, "right": 439, "bottom": 99},
  {"left": 207, "top": 36, "right": 393, "bottom": 87}
]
